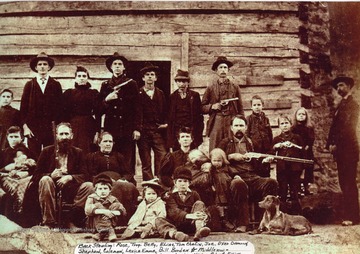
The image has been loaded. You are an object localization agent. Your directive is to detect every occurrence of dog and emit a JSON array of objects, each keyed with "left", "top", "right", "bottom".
[{"left": 252, "top": 195, "right": 312, "bottom": 236}]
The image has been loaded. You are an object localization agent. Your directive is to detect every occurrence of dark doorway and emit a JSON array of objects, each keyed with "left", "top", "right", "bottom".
[{"left": 127, "top": 61, "right": 172, "bottom": 98}]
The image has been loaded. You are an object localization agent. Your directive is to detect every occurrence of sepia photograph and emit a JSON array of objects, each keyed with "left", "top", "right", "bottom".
[{"left": 0, "top": 1, "right": 359, "bottom": 253}]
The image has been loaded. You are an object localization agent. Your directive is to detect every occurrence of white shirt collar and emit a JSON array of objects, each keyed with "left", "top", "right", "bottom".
[{"left": 172, "top": 186, "right": 192, "bottom": 193}]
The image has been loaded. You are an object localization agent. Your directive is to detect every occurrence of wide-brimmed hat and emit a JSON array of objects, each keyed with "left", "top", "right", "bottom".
[
  {"left": 331, "top": 75, "right": 355, "bottom": 89},
  {"left": 105, "top": 52, "right": 128, "bottom": 73},
  {"left": 211, "top": 56, "right": 233, "bottom": 71},
  {"left": 174, "top": 69, "right": 190, "bottom": 81},
  {"left": 141, "top": 178, "right": 164, "bottom": 192},
  {"left": 30, "top": 52, "right": 55, "bottom": 72},
  {"left": 173, "top": 166, "right": 192, "bottom": 181},
  {"left": 140, "top": 62, "right": 159, "bottom": 76},
  {"left": 93, "top": 173, "right": 113, "bottom": 187}
]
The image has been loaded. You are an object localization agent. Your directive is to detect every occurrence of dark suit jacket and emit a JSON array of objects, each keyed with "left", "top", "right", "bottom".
[
  {"left": 167, "top": 89, "right": 204, "bottom": 149},
  {"left": 20, "top": 77, "right": 62, "bottom": 139},
  {"left": 327, "top": 95, "right": 359, "bottom": 161}
]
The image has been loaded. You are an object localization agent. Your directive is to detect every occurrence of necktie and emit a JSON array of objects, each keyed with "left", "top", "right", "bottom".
[
  {"left": 41, "top": 77, "right": 46, "bottom": 85},
  {"left": 179, "top": 192, "right": 187, "bottom": 202}
]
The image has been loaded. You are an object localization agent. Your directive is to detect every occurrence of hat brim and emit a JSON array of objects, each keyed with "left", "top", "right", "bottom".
[
  {"left": 141, "top": 182, "right": 164, "bottom": 191},
  {"left": 140, "top": 66, "right": 159, "bottom": 75},
  {"left": 105, "top": 55, "right": 128, "bottom": 73},
  {"left": 174, "top": 76, "right": 190, "bottom": 81},
  {"left": 30, "top": 57, "right": 55, "bottom": 72},
  {"left": 211, "top": 60, "right": 233, "bottom": 71},
  {"left": 331, "top": 76, "right": 354, "bottom": 89}
]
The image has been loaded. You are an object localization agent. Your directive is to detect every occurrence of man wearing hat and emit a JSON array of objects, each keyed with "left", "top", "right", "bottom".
[
  {"left": 20, "top": 52, "right": 63, "bottom": 158},
  {"left": 327, "top": 75, "right": 359, "bottom": 226},
  {"left": 137, "top": 62, "right": 168, "bottom": 181},
  {"left": 167, "top": 69, "right": 204, "bottom": 151},
  {"left": 202, "top": 56, "right": 244, "bottom": 152},
  {"left": 99, "top": 52, "right": 141, "bottom": 176}
]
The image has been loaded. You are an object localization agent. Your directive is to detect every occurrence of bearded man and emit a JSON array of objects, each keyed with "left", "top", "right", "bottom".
[{"left": 23, "top": 122, "right": 91, "bottom": 229}]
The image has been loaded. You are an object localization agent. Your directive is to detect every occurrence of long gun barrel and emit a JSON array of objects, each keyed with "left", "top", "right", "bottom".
[{"left": 246, "top": 152, "right": 314, "bottom": 165}]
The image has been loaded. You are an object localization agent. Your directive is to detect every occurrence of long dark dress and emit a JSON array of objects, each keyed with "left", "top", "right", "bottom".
[
  {"left": 0, "top": 105, "right": 21, "bottom": 149},
  {"left": 62, "top": 83, "right": 100, "bottom": 154}
]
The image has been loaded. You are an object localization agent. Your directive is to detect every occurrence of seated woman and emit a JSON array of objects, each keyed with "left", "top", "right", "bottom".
[{"left": 83, "top": 131, "right": 139, "bottom": 225}]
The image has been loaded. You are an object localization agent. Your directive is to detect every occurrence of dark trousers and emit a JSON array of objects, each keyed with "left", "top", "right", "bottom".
[
  {"left": 113, "top": 136, "right": 136, "bottom": 176},
  {"left": 27, "top": 133, "right": 53, "bottom": 159},
  {"left": 337, "top": 158, "right": 360, "bottom": 223},
  {"left": 277, "top": 170, "right": 302, "bottom": 203},
  {"left": 137, "top": 130, "right": 167, "bottom": 181}
]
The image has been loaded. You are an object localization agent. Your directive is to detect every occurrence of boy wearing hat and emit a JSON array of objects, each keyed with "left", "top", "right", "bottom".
[
  {"left": 137, "top": 62, "right": 168, "bottom": 181},
  {"left": 85, "top": 173, "right": 126, "bottom": 241},
  {"left": 202, "top": 56, "right": 244, "bottom": 152},
  {"left": 155, "top": 166, "right": 211, "bottom": 241},
  {"left": 0, "top": 89, "right": 21, "bottom": 149},
  {"left": 327, "top": 75, "right": 359, "bottom": 226},
  {"left": 20, "top": 52, "right": 63, "bottom": 158},
  {"left": 99, "top": 52, "right": 141, "bottom": 176},
  {"left": 167, "top": 69, "right": 204, "bottom": 151}
]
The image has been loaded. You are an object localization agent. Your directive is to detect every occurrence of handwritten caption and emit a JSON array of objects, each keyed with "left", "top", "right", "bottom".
[{"left": 75, "top": 241, "right": 254, "bottom": 254}]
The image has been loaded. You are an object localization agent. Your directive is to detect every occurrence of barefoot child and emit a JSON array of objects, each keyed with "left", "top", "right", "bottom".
[
  {"left": 121, "top": 178, "right": 166, "bottom": 239},
  {"left": 85, "top": 173, "right": 126, "bottom": 241},
  {"left": 291, "top": 107, "right": 315, "bottom": 195}
]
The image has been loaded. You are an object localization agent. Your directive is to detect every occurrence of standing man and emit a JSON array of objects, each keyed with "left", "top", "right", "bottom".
[
  {"left": 202, "top": 56, "right": 244, "bottom": 152},
  {"left": 168, "top": 69, "right": 204, "bottom": 151},
  {"left": 20, "top": 52, "right": 63, "bottom": 158},
  {"left": 218, "top": 115, "right": 278, "bottom": 232},
  {"left": 327, "top": 75, "right": 359, "bottom": 226},
  {"left": 99, "top": 52, "right": 141, "bottom": 175},
  {"left": 137, "top": 62, "right": 168, "bottom": 181}
]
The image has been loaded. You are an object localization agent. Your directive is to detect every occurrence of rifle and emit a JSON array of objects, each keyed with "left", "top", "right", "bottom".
[
  {"left": 245, "top": 152, "right": 314, "bottom": 165},
  {"left": 113, "top": 79, "right": 133, "bottom": 93},
  {"left": 220, "top": 97, "right": 239, "bottom": 105}
]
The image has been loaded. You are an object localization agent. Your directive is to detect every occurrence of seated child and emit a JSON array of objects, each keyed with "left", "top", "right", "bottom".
[
  {"left": 155, "top": 166, "right": 211, "bottom": 241},
  {"left": 209, "top": 148, "right": 234, "bottom": 231},
  {"left": 0, "top": 126, "right": 36, "bottom": 217},
  {"left": 122, "top": 178, "right": 166, "bottom": 239},
  {"left": 187, "top": 149, "right": 214, "bottom": 206},
  {"left": 85, "top": 173, "right": 126, "bottom": 241}
]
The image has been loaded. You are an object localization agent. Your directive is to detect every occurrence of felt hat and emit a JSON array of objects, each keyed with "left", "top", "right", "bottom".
[
  {"left": 30, "top": 52, "right": 55, "bottom": 72},
  {"left": 141, "top": 178, "right": 164, "bottom": 192},
  {"left": 105, "top": 52, "right": 128, "bottom": 73},
  {"left": 140, "top": 62, "right": 159, "bottom": 76},
  {"left": 93, "top": 173, "right": 113, "bottom": 187},
  {"left": 331, "top": 75, "right": 355, "bottom": 89},
  {"left": 174, "top": 69, "right": 190, "bottom": 81},
  {"left": 211, "top": 56, "right": 233, "bottom": 71},
  {"left": 173, "top": 166, "right": 192, "bottom": 181}
]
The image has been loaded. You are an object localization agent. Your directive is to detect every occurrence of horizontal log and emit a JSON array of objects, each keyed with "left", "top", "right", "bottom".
[
  {"left": 0, "top": 13, "right": 300, "bottom": 35},
  {"left": 246, "top": 75, "right": 284, "bottom": 86},
  {"left": 190, "top": 33, "right": 301, "bottom": 48},
  {"left": 0, "top": 1, "right": 299, "bottom": 14}
]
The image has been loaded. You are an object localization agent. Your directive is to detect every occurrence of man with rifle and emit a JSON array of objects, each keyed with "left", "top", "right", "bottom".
[
  {"left": 202, "top": 56, "right": 244, "bottom": 152},
  {"left": 99, "top": 52, "right": 141, "bottom": 176}
]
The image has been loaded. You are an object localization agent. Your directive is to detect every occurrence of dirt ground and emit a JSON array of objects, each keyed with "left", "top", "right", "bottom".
[{"left": 1, "top": 224, "right": 360, "bottom": 254}]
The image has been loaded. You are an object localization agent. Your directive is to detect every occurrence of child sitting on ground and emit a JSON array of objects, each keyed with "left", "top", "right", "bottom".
[
  {"left": 155, "top": 166, "right": 211, "bottom": 241},
  {"left": 122, "top": 178, "right": 166, "bottom": 239},
  {"left": 85, "top": 173, "right": 126, "bottom": 241},
  {"left": 209, "top": 148, "right": 234, "bottom": 231}
]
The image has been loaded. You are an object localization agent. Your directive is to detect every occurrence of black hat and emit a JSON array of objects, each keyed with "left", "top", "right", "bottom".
[
  {"left": 173, "top": 166, "right": 192, "bottom": 181},
  {"left": 93, "top": 173, "right": 113, "bottom": 187},
  {"left": 140, "top": 62, "right": 159, "bottom": 76},
  {"left": 141, "top": 178, "right": 164, "bottom": 192},
  {"left": 105, "top": 52, "right": 128, "bottom": 73},
  {"left": 211, "top": 56, "right": 233, "bottom": 71},
  {"left": 30, "top": 52, "right": 55, "bottom": 72},
  {"left": 332, "top": 75, "right": 355, "bottom": 89},
  {"left": 174, "top": 69, "right": 190, "bottom": 81}
]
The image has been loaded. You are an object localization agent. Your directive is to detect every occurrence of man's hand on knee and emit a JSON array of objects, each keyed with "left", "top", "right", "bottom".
[{"left": 56, "top": 175, "right": 73, "bottom": 188}]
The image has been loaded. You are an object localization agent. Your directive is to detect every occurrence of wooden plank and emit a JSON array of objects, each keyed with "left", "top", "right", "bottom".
[
  {"left": 190, "top": 33, "right": 301, "bottom": 48},
  {"left": 0, "top": 13, "right": 300, "bottom": 35},
  {"left": 181, "top": 33, "right": 189, "bottom": 70},
  {"left": 0, "top": 1, "right": 299, "bottom": 14},
  {"left": 246, "top": 75, "right": 284, "bottom": 86}
]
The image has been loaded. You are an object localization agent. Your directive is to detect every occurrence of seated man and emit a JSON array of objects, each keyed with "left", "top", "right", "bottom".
[
  {"left": 218, "top": 115, "right": 278, "bottom": 232},
  {"left": 0, "top": 126, "right": 36, "bottom": 222},
  {"left": 83, "top": 131, "right": 139, "bottom": 224},
  {"left": 159, "top": 127, "right": 193, "bottom": 189},
  {"left": 23, "top": 122, "right": 92, "bottom": 229}
]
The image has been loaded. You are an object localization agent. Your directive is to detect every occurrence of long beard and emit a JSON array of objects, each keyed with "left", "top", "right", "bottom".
[{"left": 58, "top": 139, "right": 72, "bottom": 153}]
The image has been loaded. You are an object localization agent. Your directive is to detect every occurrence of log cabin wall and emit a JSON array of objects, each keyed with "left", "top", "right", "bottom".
[{"left": 0, "top": 1, "right": 310, "bottom": 135}]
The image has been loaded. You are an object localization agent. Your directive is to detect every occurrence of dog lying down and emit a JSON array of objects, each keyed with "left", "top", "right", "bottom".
[{"left": 251, "top": 195, "right": 312, "bottom": 236}]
